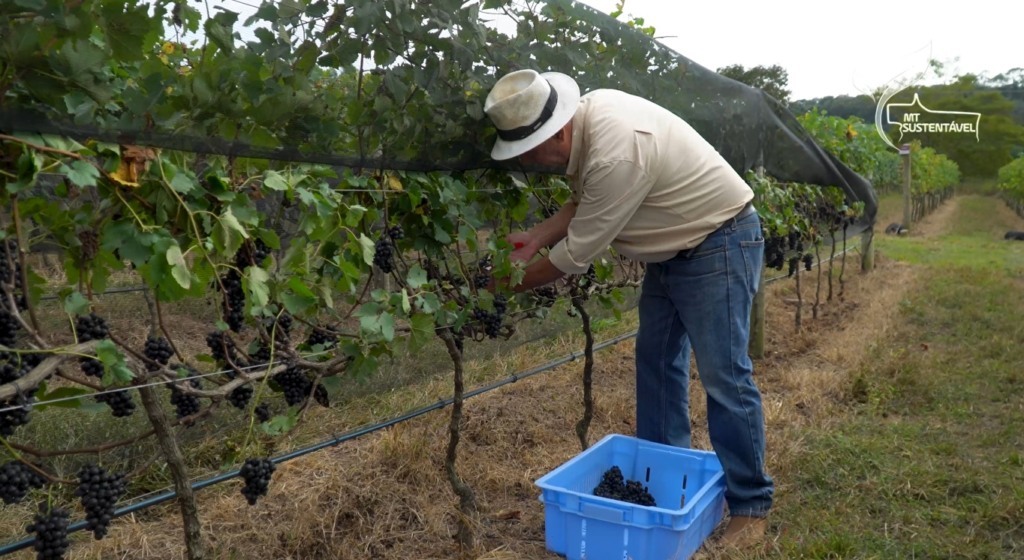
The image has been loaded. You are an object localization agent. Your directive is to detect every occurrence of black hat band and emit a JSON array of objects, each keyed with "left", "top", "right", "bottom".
[{"left": 496, "top": 83, "right": 559, "bottom": 142}]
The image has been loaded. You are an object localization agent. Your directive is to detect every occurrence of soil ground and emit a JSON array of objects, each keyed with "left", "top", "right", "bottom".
[{"left": 8, "top": 192, "right": 1022, "bottom": 560}]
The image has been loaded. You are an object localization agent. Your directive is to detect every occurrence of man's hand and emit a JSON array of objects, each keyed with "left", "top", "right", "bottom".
[
  {"left": 507, "top": 232, "right": 540, "bottom": 263},
  {"left": 506, "top": 201, "right": 576, "bottom": 265},
  {"left": 486, "top": 251, "right": 563, "bottom": 294}
]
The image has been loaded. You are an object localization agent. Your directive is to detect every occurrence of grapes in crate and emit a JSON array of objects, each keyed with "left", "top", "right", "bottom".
[{"left": 593, "top": 465, "right": 656, "bottom": 507}]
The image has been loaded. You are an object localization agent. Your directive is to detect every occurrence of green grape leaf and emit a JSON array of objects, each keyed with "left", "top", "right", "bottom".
[
  {"left": 63, "top": 291, "right": 90, "bottom": 315},
  {"left": 406, "top": 265, "right": 428, "bottom": 289},
  {"left": 166, "top": 245, "right": 191, "bottom": 289},
  {"left": 244, "top": 266, "right": 270, "bottom": 311},
  {"left": 282, "top": 277, "right": 317, "bottom": 315},
  {"left": 61, "top": 160, "right": 100, "bottom": 188},
  {"left": 95, "top": 340, "right": 134, "bottom": 386},
  {"left": 261, "top": 409, "right": 299, "bottom": 435},
  {"left": 34, "top": 387, "right": 91, "bottom": 410},
  {"left": 400, "top": 289, "right": 411, "bottom": 314},
  {"left": 263, "top": 170, "right": 289, "bottom": 191},
  {"left": 408, "top": 313, "right": 435, "bottom": 351},
  {"left": 358, "top": 234, "right": 375, "bottom": 266}
]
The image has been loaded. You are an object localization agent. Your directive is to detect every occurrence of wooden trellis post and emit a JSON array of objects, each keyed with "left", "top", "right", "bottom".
[
  {"left": 901, "top": 143, "right": 913, "bottom": 228},
  {"left": 861, "top": 227, "right": 875, "bottom": 272}
]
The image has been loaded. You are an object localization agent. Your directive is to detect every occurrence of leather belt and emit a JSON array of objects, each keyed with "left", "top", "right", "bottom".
[{"left": 735, "top": 200, "right": 756, "bottom": 220}]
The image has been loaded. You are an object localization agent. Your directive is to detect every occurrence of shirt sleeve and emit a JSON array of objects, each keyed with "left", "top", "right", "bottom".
[{"left": 548, "top": 159, "right": 655, "bottom": 274}]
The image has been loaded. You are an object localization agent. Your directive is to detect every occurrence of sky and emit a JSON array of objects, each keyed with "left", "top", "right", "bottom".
[
  {"left": 208, "top": 0, "right": 1021, "bottom": 101},
  {"left": 577, "top": 0, "right": 1022, "bottom": 100}
]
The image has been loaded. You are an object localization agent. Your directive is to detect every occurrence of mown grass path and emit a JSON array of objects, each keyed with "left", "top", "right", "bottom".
[{"left": 765, "top": 195, "right": 1024, "bottom": 559}]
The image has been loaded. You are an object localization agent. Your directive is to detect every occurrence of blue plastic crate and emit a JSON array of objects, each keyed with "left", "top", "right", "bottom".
[{"left": 535, "top": 434, "right": 726, "bottom": 560}]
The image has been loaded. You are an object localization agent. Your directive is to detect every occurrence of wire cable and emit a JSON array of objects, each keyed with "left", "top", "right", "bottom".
[{"left": 0, "top": 329, "right": 638, "bottom": 555}]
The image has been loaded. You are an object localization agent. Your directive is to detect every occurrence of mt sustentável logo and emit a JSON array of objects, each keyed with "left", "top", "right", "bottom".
[{"left": 875, "top": 90, "right": 981, "bottom": 150}]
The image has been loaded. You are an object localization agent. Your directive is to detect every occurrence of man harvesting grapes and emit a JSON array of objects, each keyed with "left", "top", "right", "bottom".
[{"left": 484, "top": 69, "right": 774, "bottom": 548}]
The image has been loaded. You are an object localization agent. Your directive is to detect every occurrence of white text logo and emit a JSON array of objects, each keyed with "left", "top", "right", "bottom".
[{"left": 875, "top": 90, "right": 981, "bottom": 150}]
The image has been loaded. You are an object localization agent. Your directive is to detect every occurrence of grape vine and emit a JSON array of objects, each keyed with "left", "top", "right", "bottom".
[{"left": 0, "top": 0, "right": 874, "bottom": 557}]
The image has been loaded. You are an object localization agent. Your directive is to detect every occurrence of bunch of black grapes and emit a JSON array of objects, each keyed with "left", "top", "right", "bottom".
[
  {"left": 227, "top": 385, "right": 253, "bottom": 410},
  {"left": 767, "top": 230, "right": 809, "bottom": 273},
  {"left": 218, "top": 239, "right": 273, "bottom": 333},
  {"left": 143, "top": 336, "right": 174, "bottom": 371},
  {"left": 787, "top": 256, "right": 800, "bottom": 277},
  {"left": 471, "top": 294, "right": 507, "bottom": 339},
  {"left": 0, "top": 353, "right": 41, "bottom": 435},
  {"left": 786, "top": 253, "right": 816, "bottom": 277},
  {"left": 802, "top": 253, "right": 815, "bottom": 271},
  {"left": 249, "top": 340, "right": 272, "bottom": 365},
  {"left": 74, "top": 314, "right": 135, "bottom": 417},
  {"left": 218, "top": 269, "right": 245, "bottom": 332},
  {"left": 239, "top": 457, "right": 275, "bottom": 505},
  {"left": 168, "top": 365, "right": 202, "bottom": 420},
  {"left": 272, "top": 366, "right": 313, "bottom": 406},
  {"left": 593, "top": 466, "right": 656, "bottom": 507},
  {"left": 25, "top": 504, "right": 71, "bottom": 560},
  {"left": 373, "top": 225, "right": 404, "bottom": 274},
  {"left": 0, "top": 239, "right": 24, "bottom": 296},
  {"left": 265, "top": 312, "right": 292, "bottom": 337},
  {"left": 237, "top": 239, "right": 272, "bottom": 268},
  {"left": 764, "top": 235, "right": 787, "bottom": 271},
  {"left": 75, "top": 313, "right": 109, "bottom": 342},
  {"left": 254, "top": 403, "right": 272, "bottom": 423},
  {"left": 373, "top": 237, "right": 393, "bottom": 273},
  {"left": 95, "top": 389, "right": 135, "bottom": 418},
  {"left": 76, "top": 313, "right": 110, "bottom": 379},
  {"left": 205, "top": 330, "right": 240, "bottom": 365},
  {"left": 0, "top": 309, "right": 18, "bottom": 347},
  {"left": 209, "top": 331, "right": 253, "bottom": 410},
  {"left": 74, "top": 464, "right": 127, "bottom": 540},
  {"left": 250, "top": 334, "right": 289, "bottom": 366},
  {"left": 0, "top": 239, "right": 27, "bottom": 344},
  {"left": 473, "top": 256, "right": 492, "bottom": 289},
  {"left": 531, "top": 285, "right": 557, "bottom": 308},
  {"left": 0, "top": 460, "right": 47, "bottom": 505},
  {"left": 1, "top": 352, "right": 40, "bottom": 384},
  {"left": 0, "top": 393, "right": 34, "bottom": 437},
  {"left": 304, "top": 324, "right": 339, "bottom": 349}
]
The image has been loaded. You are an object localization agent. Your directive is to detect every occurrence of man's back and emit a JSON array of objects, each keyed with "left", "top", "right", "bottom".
[{"left": 557, "top": 89, "right": 753, "bottom": 267}]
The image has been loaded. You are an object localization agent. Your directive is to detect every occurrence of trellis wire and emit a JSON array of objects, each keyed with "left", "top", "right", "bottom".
[
  {"left": 6, "top": 241, "right": 860, "bottom": 414},
  {"left": 0, "top": 329, "right": 639, "bottom": 555},
  {"left": 0, "top": 233, "right": 862, "bottom": 552}
]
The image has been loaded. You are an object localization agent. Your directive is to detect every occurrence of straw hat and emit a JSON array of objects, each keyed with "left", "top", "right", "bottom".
[{"left": 484, "top": 70, "right": 581, "bottom": 161}]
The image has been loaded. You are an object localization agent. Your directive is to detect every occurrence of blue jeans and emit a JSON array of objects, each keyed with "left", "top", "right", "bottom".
[{"left": 635, "top": 210, "right": 774, "bottom": 517}]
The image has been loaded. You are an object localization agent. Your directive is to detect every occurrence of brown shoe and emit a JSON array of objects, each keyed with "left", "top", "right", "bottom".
[{"left": 719, "top": 515, "right": 767, "bottom": 549}]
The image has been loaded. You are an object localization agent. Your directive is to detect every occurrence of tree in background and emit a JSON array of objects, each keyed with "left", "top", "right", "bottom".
[
  {"left": 904, "top": 75, "right": 1024, "bottom": 178},
  {"left": 717, "top": 64, "right": 792, "bottom": 105},
  {"left": 985, "top": 67, "right": 1024, "bottom": 126},
  {"left": 790, "top": 95, "right": 876, "bottom": 122}
]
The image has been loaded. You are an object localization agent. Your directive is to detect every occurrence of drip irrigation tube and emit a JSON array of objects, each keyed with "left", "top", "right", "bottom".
[{"left": 0, "top": 330, "right": 638, "bottom": 555}]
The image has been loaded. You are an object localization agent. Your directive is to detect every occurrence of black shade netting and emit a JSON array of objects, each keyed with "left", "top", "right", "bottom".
[{"left": 0, "top": 0, "right": 876, "bottom": 228}]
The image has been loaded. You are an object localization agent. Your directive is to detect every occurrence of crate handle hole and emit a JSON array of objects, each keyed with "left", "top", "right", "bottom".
[
  {"left": 646, "top": 467, "right": 651, "bottom": 483},
  {"left": 683, "top": 474, "right": 687, "bottom": 489}
]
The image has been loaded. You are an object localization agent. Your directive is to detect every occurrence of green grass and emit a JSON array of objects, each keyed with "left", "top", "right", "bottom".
[
  {"left": 770, "top": 195, "right": 1024, "bottom": 559},
  {"left": 879, "top": 196, "right": 1024, "bottom": 276}
]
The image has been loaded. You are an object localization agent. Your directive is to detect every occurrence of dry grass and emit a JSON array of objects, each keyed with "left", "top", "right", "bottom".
[
  {"left": 7, "top": 196, "right": 957, "bottom": 560},
  {"left": 11, "top": 232, "right": 924, "bottom": 560}
]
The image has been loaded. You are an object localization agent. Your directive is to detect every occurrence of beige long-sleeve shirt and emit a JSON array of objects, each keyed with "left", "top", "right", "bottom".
[{"left": 547, "top": 89, "right": 754, "bottom": 275}]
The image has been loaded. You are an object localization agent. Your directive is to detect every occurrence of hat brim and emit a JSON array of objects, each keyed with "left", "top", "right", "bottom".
[{"left": 489, "top": 72, "right": 581, "bottom": 161}]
